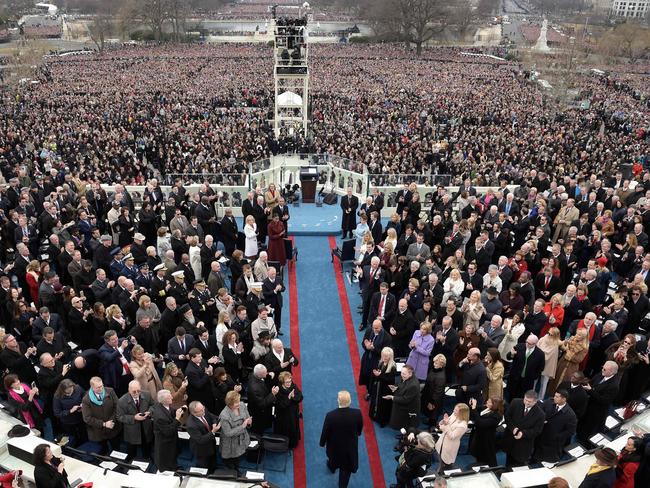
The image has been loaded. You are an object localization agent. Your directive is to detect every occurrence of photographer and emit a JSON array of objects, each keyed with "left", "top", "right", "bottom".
[{"left": 393, "top": 429, "right": 435, "bottom": 488}]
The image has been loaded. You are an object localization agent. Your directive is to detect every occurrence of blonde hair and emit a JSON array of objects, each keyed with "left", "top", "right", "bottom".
[
  {"left": 381, "top": 347, "right": 396, "bottom": 372},
  {"left": 245, "top": 215, "right": 255, "bottom": 225},
  {"left": 225, "top": 390, "right": 241, "bottom": 407},
  {"left": 278, "top": 371, "right": 292, "bottom": 384},
  {"left": 420, "top": 321, "right": 432, "bottom": 334},
  {"left": 138, "top": 295, "right": 151, "bottom": 308},
  {"left": 433, "top": 353, "right": 447, "bottom": 367},
  {"left": 105, "top": 304, "right": 122, "bottom": 321},
  {"left": 455, "top": 403, "right": 470, "bottom": 423},
  {"left": 337, "top": 391, "right": 351, "bottom": 408}
]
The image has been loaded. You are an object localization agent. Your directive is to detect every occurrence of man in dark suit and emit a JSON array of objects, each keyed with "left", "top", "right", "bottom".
[
  {"left": 498, "top": 194, "right": 520, "bottom": 217},
  {"left": 220, "top": 208, "right": 239, "bottom": 256},
  {"left": 506, "top": 334, "right": 545, "bottom": 401},
  {"left": 320, "top": 390, "right": 363, "bottom": 488},
  {"left": 533, "top": 389, "right": 578, "bottom": 463},
  {"left": 247, "top": 364, "right": 278, "bottom": 434},
  {"left": 31, "top": 307, "right": 64, "bottom": 343},
  {"left": 395, "top": 184, "right": 412, "bottom": 216},
  {"left": 577, "top": 361, "right": 620, "bottom": 445},
  {"left": 534, "top": 268, "right": 561, "bottom": 300},
  {"left": 340, "top": 187, "right": 358, "bottom": 239},
  {"left": 558, "top": 372, "right": 590, "bottom": 421},
  {"left": 98, "top": 330, "right": 133, "bottom": 396},
  {"left": 585, "top": 320, "right": 619, "bottom": 377},
  {"left": 455, "top": 347, "right": 487, "bottom": 406},
  {"left": 389, "top": 299, "right": 416, "bottom": 358},
  {"left": 241, "top": 191, "right": 255, "bottom": 220},
  {"left": 262, "top": 266, "right": 285, "bottom": 334},
  {"left": 368, "top": 283, "right": 396, "bottom": 328},
  {"left": 272, "top": 197, "right": 290, "bottom": 234},
  {"left": 150, "top": 390, "right": 184, "bottom": 472},
  {"left": 167, "top": 326, "right": 195, "bottom": 370},
  {"left": 503, "top": 390, "right": 545, "bottom": 466},
  {"left": 195, "top": 327, "right": 220, "bottom": 365},
  {"left": 523, "top": 300, "right": 548, "bottom": 339},
  {"left": 357, "top": 256, "right": 384, "bottom": 331},
  {"left": 185, "top": 348, "right": 215, "bottom": 414},
  {"left": 433, "top": 316, "right": 459, "bottom": 382},
  {"left": 116, "top": 380, "right": 154, "bottom": 458},
  {"left": 186, "top": 400, "right": 220, "bottom": 472}
]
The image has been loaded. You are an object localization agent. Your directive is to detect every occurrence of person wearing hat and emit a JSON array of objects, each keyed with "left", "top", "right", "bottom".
[
  {"left": 578, "top": 447, "right": 617, "bottom": 487},
  {"left": 178, "top": 303, "right": 200, "bottom": 336},
  {"left": 482, "top": 285, "right": 503, "bottom": 322},
  {"left": 169, "top": 270, "right": 189, "bottom": 307},
  {"left": 189, "top": 279, "right": 216, "bottom": 326},
  {"left": 245, "top": 283, "right": 265, "bottom": 322},
  {"left": 109, "top": 248, "right": 125, "bottom": 280},
  {"left": 119, "top": 253, "right": 138, "bottom": 281},
  {"left": 93, "top": 234, "right": 115, "bottom": 272},
  {"left": 135, "top": 263, "right": 152, "bottom": 289},
  {"left": 131, "top": 233, "right": 148, "bottom": 266},
  {"left": 149, "top": 264, "right": 169, "bottom": 310}
]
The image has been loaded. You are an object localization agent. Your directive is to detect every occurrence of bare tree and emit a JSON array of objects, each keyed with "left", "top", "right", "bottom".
[
  {"left": 88, "top": 14, "right": 111, "bottom": 51},
  {"left": 168, "top": 0, "right": 187, "bottom": 42},
  {"left": 599, "top": 22, "right": 650, "bottom": 62},
  {"left": 137, "top": 0, "right": 170, "bottom": 42}
]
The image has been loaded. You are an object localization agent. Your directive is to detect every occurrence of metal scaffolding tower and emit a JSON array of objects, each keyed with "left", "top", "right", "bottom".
[{"left": 271, "top": 4, "right": 310, "bottom": 139}]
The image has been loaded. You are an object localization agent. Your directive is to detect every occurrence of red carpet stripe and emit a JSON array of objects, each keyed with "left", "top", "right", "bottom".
[
  {"left": 288, "top": 236, "right": 307, "bottom": 488},
  {"left": 327, "top": 236, "right": 386, "bottom": 488}
]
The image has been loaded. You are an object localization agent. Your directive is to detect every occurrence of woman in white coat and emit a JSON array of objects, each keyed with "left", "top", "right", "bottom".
[
  {"left": 243, "top": 215, "right": 258, "bottom": 259},
  {"left": 188, "top": 236, "right": 202, "bottom": 280},
  {"left": 435, "top": 403, "right": 469, "bottom": 472}
]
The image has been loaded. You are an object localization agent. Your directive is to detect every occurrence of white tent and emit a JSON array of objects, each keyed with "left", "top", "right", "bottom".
[
  {"left": 277, "top": 91, "right": 303, "bottom": 108},
  {"left": 35, "top": 3, "right": 59, "bottom": 15}
]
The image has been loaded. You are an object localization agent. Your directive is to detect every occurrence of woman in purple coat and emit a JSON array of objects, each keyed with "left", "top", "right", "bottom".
[{"left": 406, "top": 322, "right": 435, "bottom": 381}]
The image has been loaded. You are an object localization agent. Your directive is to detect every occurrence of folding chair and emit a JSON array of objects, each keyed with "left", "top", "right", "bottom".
[
  {"left": 331, "top": 238, "right": 356, "bottom": 271},
  {"left": 261, "top": 434, "right": 290, "bottom": 472}
]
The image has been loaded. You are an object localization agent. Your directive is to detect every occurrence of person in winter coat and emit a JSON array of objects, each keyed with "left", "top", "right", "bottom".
[
  {"left": 81, "top": 376, "right": 122, "bottom": 454},
  {"left": 219, "top": 391, "right": 252, "bottom": 472},
  {"left": 320, "top": 390, "right": 364, "bottom": 488},
  {"left": 469, "top": 397, "right": 503, "bottom": 467},
  {"left": 273, "top": 372, "right": 303, "bottom": 449},
  {"left": 434, "top": 403, "right": 469, "bottom": 471},
  {"left": 386, "top": 365, "right": 421, "bottom": 430},
  {"left": 405, "top": 322, "right": 434, "bottom": 381},
  {"left": 579, "top": 447, "right": 618, "bottom": 488},
  {"left": 614, "top": 436, "right": 643, "bottom": 488},
  {"left": 368, "top": 347, "right": 396, "bottom": 427},
  {"left": 421, "top": 354, "right": 446, "bottom": 427}
]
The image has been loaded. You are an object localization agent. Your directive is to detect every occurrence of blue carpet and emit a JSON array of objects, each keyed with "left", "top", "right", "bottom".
[
  {"left": 235, "top": 203, "right": 341, "bottom": 236},
  {"left": 294, "top": 236, "right": 376, "bottom": 487}
]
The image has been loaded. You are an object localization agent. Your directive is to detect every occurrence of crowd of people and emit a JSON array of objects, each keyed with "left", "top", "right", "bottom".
[
  {"left": 1, "top": 44, "right": 647, "bottom": 188},
  {"left": 0, "top": 40, "right": 649, "bottom": 488},
  {"left": 0, "top": 173, "right": 300, "bottom": 478},
  {"left": 329, "top": 164, "right": 650, "bottom": 487}
]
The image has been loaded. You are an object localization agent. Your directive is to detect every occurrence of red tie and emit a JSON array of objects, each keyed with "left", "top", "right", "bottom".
[
  {"left": 378, "top": 294, "right": 386, "bottom": 318},
  {"left": 200, "top": 417, "right": 209, "bottom": 431},
  {"left": 545, "top": 277, "right": 550, "bottom": 288}
]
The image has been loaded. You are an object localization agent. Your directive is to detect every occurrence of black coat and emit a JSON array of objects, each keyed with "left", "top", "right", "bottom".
[
  {"left": 247, "top": 375, "right": 276, "bottom": 434},
  {"left": 34, "top": 460, "right": 69, "bottom": 488},
  {"left": 389, "top": 376, "right": 421, "bottom": 430},
  {"left": 533, "top": 402, "right": 577, "bottom": 463},
  {"left": 369, "top": 291, "right": 397, "bottom": 326},
  {"left": 506, "top": 345, "right": 545, "bottom": 399},
  {"left": 340, "top": 194, "right": 359, "bottom": 232},
  {"left": 390, "top": 309, "right": 416, "bottom": 358},
  {"left": 186, "top": 411, "right": 219, "bottom": 459},
  {"left": 558, "top": 381, "right": 589, "bottom": 420},
  {"left": 578, "top": 467, "right": 616, "bottom": 488},
  {"left": 469, "top": 408, "right": 502, "bottom": 466},
  {"left": 502, "top": 399, "right": 545, "bottom": 465},
  {"left": 358, "top": 328, "right": 392, "bottom": 387},
  {"left": 320, "top": 407, "right": 363, "bottom": 472},
  {"left": 274, "top": 383, "right": 303, "bottom": 449},
  {"left": 150, "top": 402, "right": 180, "bottom": 472},
  {"left": 577, "top": 374, "right": 620, "bottom": 442},
  {"left": 184, "top": 361, "right": 215, "bottom": 413},
  {"left": 264, "top": 347, "right": 299, "bottom": 383}
]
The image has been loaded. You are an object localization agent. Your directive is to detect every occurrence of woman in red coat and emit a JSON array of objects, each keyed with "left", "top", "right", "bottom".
[
  {"left": 614, "top": 436, "right": 643, "bottom": 488},
  {"left": 25, "top": 260, "right": 41, "bottom": 306},
  {"left": 540, "top": 293, "right": 565, "bottom": 337},
  {"left": 267, "top": 214, "right": 287, "bottom": 266}
]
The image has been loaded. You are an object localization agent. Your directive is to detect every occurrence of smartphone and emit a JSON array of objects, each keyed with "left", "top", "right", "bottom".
[{"left": 31, "top": 382, "right": 36, "bottom": 389}]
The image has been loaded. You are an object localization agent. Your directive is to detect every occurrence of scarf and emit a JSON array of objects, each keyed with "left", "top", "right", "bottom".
[
  {"left": 89, "top": 388, "right": 106, "bottom": 406},
  {"left": 586, "top": 463, "right": 613, "bottom": 476},
  {"left": 8, "top": 384, "right": 43, "bottom": 428}
]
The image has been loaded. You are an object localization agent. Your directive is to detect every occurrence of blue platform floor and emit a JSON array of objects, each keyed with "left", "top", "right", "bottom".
[{"left": 235, "top": 202, "right": 341, "bottom": 236}]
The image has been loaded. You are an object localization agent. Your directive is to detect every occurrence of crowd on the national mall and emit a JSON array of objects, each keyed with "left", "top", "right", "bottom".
[{"left": 0, "top": 43, "right": 649, "bottom": 488}]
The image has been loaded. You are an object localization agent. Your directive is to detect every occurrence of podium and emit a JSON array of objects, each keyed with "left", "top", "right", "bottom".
[{"left": 300, "top": 167, "right": 318, "bottom": 203}]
